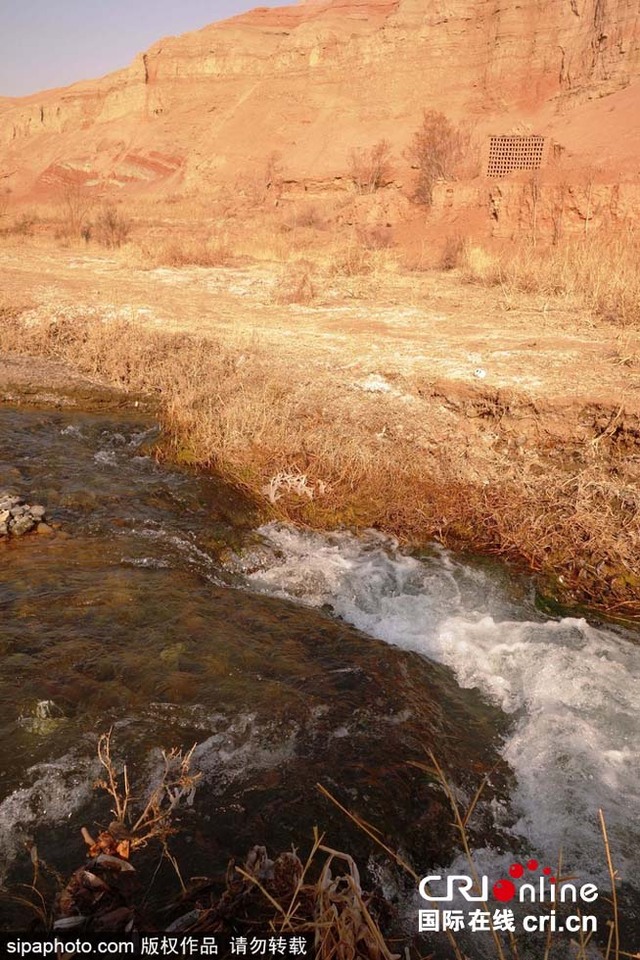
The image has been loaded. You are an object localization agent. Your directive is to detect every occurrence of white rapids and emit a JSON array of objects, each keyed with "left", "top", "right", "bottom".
[{"left": 240, "top": 523, "right": 640, "bottom": 887}]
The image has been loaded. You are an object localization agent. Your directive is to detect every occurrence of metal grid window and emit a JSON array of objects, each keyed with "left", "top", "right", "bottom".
[{"left": 487, "top": 135, "right": 545, "bottom": 178}]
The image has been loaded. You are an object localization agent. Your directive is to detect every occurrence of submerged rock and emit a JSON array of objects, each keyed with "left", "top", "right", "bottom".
[
  {"left": 19, "top": 698, "right": 66, "bottom": 735},
  {"left": 11, "top": 514, "right": 36, "bottom": 537},
  {"left": 0, "top": 490, "right": 53, "bottom": 539}
]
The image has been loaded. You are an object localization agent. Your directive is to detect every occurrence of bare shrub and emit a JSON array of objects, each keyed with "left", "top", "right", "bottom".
[
  {"left": 1, "top": 212, "right": 37, "bottom": 237},
  {"left": 349, "top": 139, "right": 393, "bottom": 194},
  {"left": 272, "top": 261, "right": 315, "bottom": 304},
  {"left": 264, "top": 150, "right": 284, "bottom": 193},
  {"left": 0, "top": 172, "right": 15, "bottom": 228},
  {"left": 239, "top": 151, "right": 285, "bottom": 207},
  {"left": 95, "top": 731, "right": 200, "bottom": 850},
  {"left": 356, "top": 225, "right": 394, "bottom": 250},
  {"left": 550, "top": 182, "right": 569, "bottom": 246},
  {"left": 407, "top": 110, "right": 470, "bottom": 205},
  {"left": 60, "top": 181, "right": 93, "bottom": 237},
  {"left": 289, "top": 204, "right": 325, "bottom": 229},
  {"left": 94, "top": 204, "right": 131, "bottom": 248}
]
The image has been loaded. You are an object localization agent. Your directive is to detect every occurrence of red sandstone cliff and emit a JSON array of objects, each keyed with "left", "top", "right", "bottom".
[{"left": 0, "top": 0, "right": 638, "bottom": 197}]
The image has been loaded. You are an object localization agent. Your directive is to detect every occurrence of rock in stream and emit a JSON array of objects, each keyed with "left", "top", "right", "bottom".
[{"left": 0, "top": 491, "right": 53, "bottom": 538}]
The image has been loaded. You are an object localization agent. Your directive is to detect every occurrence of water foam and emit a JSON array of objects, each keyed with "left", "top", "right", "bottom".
[
  {"left": 0, "top": 754, "right": 97, "bottom": 881},
  {"left": 191, "top": 712, "right": 299, "bottom": 788},
  {"left": 241, "top": 523, "right": 640, "bottom": 885}
]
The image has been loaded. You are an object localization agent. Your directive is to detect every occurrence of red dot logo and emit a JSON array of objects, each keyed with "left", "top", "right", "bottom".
[
  {"left": 493, "top": 855, "right": 558, "bottom": 904},
  {"left": 493, "top": 879, "right": 516, "bottom": 903}
]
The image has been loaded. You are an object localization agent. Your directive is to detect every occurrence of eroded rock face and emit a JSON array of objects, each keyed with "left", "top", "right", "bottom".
[
  {"left": 0, "top": 493, "right": 51, "bottom": 539},
  {"left": 0, "top": 0, "right": 638, "bottom": 197}
]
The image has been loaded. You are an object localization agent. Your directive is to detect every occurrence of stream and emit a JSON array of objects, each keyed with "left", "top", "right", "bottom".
[{"left": 0, "top": 405, "right": 638, "bottom": 953}]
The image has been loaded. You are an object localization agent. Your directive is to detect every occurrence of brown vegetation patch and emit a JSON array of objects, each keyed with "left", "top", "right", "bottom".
[
  {"left": 455, "top": 230, "right": 640, "bottom": 326},
  {"left": 1, "top": 300, "right": 639, "bottom": 619}
]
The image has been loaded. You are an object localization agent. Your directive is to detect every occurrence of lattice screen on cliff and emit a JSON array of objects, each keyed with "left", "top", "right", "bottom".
[{"left": 486, "top": 135, "right": 546, "bottom": 178}]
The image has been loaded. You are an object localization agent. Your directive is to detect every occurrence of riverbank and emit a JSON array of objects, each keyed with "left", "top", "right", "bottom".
[{"left": 1, "top": 239, "right": 639, "bottom": 618}]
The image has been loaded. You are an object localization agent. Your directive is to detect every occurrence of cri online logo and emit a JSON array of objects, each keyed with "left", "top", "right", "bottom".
[{"left": 419, "top": 859, "right": 599, "bottom": 905}]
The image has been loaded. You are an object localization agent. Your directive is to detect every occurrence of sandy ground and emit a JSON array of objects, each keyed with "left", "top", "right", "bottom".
[{"left": 1, "top": 241, "right": 639, "bottom": 411}]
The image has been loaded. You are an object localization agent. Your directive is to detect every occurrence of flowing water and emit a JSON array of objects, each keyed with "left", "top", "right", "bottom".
[{"left": 0, "top": 405, "right": 638, "bottom": 953}]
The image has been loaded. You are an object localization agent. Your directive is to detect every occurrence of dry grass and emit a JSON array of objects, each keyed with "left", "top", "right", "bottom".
[
  {"left": 71, "top": 190, "right": 397, "bottom": 274},
  {"left": 0, "top": 209, "right": 638, "bottom": 617},
  {"left": 324, "top": 239, "right": 398, "bottom": 279},
  {"left": 12, "top": 732, "right": 399, "bottom": 955},
  {"left": 228, "top": 833, "right": 399, "bottom": 960},
  {"left": 136, "top": 233, "right": 232, "bottom": 268},
  {"left": 0, "top": 211, "right": 39, "bottom": 237},
  {"left": 136, "top": 209, "right": 399, "bottom": 282},
  {"left": 271, "top": 260, "right": 316, "bottom": 304},
  {"left": 0, "top": 301, "right": 639, "bottom": 618},
  {"left": 322, "top": 759, "right": 634, "bottom": 960},
  {"left": 8, "top": 731, "right": 634, "bottom": 956},
  {"left": 0, "top": 187, "right": 399, "bottom": 282},
  {"left": 457, "top": 228, "right": 640, "bottom": 326},
  {"left": 95, "top": 730, "right": 200, "bottom": 852}
]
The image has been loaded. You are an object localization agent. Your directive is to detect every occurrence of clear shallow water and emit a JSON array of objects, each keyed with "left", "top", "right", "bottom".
[
  {"left": 0, "top": 407, "right": 504, "bottom": 923},
  {"left": 0, "top": 406, "right": 638, "bottom": 952}
]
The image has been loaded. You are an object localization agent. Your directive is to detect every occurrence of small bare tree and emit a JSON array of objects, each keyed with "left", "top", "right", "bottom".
[
  {"left": 349, "top": 139, "right": 393, "bottom": 194},
  {"left": 407, "top": 110, "right": 470, "bottom": 205},
  {"left": 60, "top": 181, "right": 93, "bottom": 237},
  {"left": 239, "top": 151, "right": 285, "bottom": 208}
]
